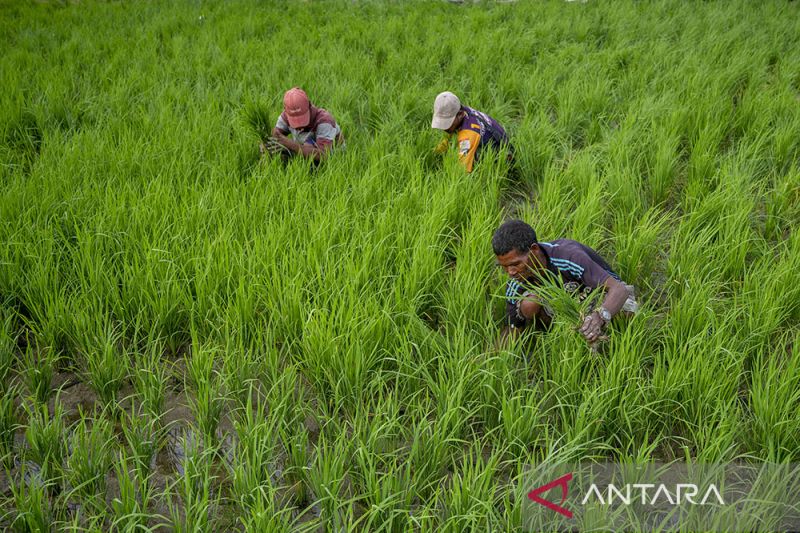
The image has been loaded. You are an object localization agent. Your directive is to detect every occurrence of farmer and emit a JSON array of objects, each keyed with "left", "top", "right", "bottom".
[
  {"left": 431, "top": 91, "right": 514, "bottom": 173},
  {"left": 260, "top": 87, "right": 344, "bottom": 162},
  {"left": 492, "top": 219, "right": 638, "bottom": 344}
]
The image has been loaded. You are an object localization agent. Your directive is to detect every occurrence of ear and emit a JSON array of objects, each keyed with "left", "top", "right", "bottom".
[{"left": 529, "top": 243, "right": 539, "bottom": 255}]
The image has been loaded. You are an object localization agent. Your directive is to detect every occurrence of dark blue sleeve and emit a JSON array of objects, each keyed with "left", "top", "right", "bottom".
[{"left": 505, "top": 281, "right": 527, "bottom": 329}]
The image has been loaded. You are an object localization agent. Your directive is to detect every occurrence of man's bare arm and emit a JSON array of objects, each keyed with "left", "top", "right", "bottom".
[
  {"left": 598, "top": 277, "right": 630, "bottom": 316},
  {"left": 579, "top": 277, "right": 630, "bottom": 343},
  {"left": 273, "top": 134, "right": 329, "bottom": 162}
]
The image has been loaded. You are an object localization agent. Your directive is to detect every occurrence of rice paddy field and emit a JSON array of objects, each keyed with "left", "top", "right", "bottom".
[{"left": 2, "top": 0, "right": 800, "bottom": 530}]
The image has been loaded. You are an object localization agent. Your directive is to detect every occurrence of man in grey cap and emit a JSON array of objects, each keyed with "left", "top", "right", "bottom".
[{"left": 432, "top": 91, "right": 514, "bottom": 173}]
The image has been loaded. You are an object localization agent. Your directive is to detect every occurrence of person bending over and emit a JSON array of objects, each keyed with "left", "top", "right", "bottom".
[
  {"left": 492, "top": 219, "right": 638, "bottom": 345},
  {"left": 431, "top": 91, "right": 514, "bottom": 173},
  {"left": 260, "top": 87, "right": 344, "bottom": 162}
]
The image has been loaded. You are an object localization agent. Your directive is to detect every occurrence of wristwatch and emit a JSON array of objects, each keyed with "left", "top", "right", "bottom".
[{"left": 597, "top": 306, "right": 612, "bottom": 324}]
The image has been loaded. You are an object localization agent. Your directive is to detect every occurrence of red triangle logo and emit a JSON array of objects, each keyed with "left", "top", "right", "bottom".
[{"left": 527, "top": 472, "right": 573, "bottom": 518}]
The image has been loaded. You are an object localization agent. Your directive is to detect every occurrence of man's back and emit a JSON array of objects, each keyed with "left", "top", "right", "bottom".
[
  {"left": 459, "top": 106, "right": 509, "bottom": 150},
  {"left": 455, "top": 106, "right": 511, "bottom": 172}
]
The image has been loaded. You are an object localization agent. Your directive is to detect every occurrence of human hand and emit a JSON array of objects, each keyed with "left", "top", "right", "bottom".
[
  {"left": 273, "top": 132, "right": 290, "bottom": 145},
  {"left": 517, "top": 291, "right": 540, "bottom": 320},
  {"left": 579, "top": 312, "right": 606, "bottom": 344},
  {"left": 263, "top": 137, "right": 290, "bottom": 155}
]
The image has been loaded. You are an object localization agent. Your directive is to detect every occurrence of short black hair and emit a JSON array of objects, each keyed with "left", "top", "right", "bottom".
[{"left": 492, "top": 219, "right": 538, "bottom": 255}]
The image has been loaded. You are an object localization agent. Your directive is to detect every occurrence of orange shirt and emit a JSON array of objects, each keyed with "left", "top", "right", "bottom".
[{"left": 435, "top": 106, "right": 510, "bottom": 172}]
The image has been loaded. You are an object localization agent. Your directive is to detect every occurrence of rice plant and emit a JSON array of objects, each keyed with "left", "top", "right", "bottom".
[
  {"left": 23, "top": 399, "right": 67, "bottom": 489},
  {"left": 110, "top": 453, "right": 163, "bottom": 532},
  {"left": 8, "top": 465, "right": 60, "bottom": 533},
  {"left": 0, "top": 384, "right": 18, "bottom": 469},
  {"left": 168, "top": 436, "right": 218, "bottom": 533},
  {"left": 19, "top": 338, "right": 57, "bottom": 407},
  {"left": 80, "top": 325, "right": 130, "bottom": 409},
  {"left": 120, "top": 407, "right": 164, "bottom": 482},
  {"left": 131, "top": 343, "right": 168, "bottom": 420},
  {"left": 0, "top": 311, "right": 16, "bottom": 392},
  {"left": 229, "top": 392, "right": 294, "bottom": 530},
  {"left": 2, "top": 0, "right": 800, "bottom": 528},
  {"left": 64, "top": 412, "right": 114, "bottom": 505},
  {"left": 184, "top": 338, "right": 227, "bottom": 445}
]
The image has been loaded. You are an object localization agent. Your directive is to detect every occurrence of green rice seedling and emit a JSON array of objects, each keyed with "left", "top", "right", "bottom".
[
  {"left": 0, "top": 310, "right": 15, "bottom": 391},
  {"left": 61, "top": 512, "right": 108, "bottom": 533},
  {"left": 82, "top": 326, "right": 130, "bottom": 409},
  {"left": 239, "top": 491, "right": 302, "bottom": 532},
  {"left": 514, "top": 275, "right": 602, "bottom": 353},
  {"left": 439, "top": 445, "right": 504, "bottom": 531},
  {"left": 19, "top": 337, "right": 57, "bottom": 406},
  {"left": 305, "top": 431, "right": 351, "bottom": 529},
  {"left": 764, "top": 168, "right": 800, "bottom": 241},
  {"left": 747, "top": 332, "right": 800, "bottom": 461},
  {"left": 498, "top": 386, "right": 551, "bottom": 458},
  {"left": 229, "top": 390, "right": 305, "bottom": 529},
  {"left": 352, "top": 444, "right": 413, "bottom": 533},
  {"left": 229, "top": 390, "right": 279, "bottom": 510},
  {"left": 23, "top": 398, "right": 67, "bottom": 488},
  {"left": 185, "top": 341, "right": 227, "bottom": 445},
  {"left": 132, "top": 343, "right": 167, "bottom": 420},
  {"left": 279, "top": 425, "right": 310, "bottom": 509},
  {"left": 219, "top": 335, "right": 260, "bottom": 412},
  {"left": 16, "top": 255, "right": 73, "bottom": 356},
  {"left": 168, "top": 436, "right": 217, "bottom": 533},
  {"left": 8, "top": 464, "right": 60, "bottom": 533},
  {"left": 0, "top": 384, "right": 18, "bottom": 469},
  {"left": 242, "top": 101, "right": 274, "bottom": 143},
  {"left": 263, "top": 360, "right": 301, "bottom": 439},
  {"left": 472, "top": 349, "right": 510, "bottom": 436},
  {"left": 405, "top": 414, "right": 464, "bottom": 503},
  {"left": 110, "top": 453, "right": 163, "bottom": 533},
  {"left": 120, "top": 407, "right": 164, "bottom": 482},
  {"left": 612, "top": 208, "right": 672, "bottom": 291},
  {"left": 298, "top": 302, "right": 388, "bottom": 413},
  {"left": 64, "top": 412, "right": 114, "bottom": 505},
  {"left": 419, "top": 350, "right": 474, "bottom": 446},
  {"left": 643, "top": 112, "right": 684, "bottom": 208}
]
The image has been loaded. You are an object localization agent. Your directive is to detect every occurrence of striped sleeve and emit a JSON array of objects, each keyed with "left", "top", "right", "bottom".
[
  {"left": 551, "top": 249, "right": 613, "bottom": 289},
  {"left": 505, "top": 280, "right": 527, "bottom": 329},
  {"left": 315, "top": 122, "right": 338, "bottom": 149},
  {"left": 275, "top": 113, "right": 290, "bottom": 134}
]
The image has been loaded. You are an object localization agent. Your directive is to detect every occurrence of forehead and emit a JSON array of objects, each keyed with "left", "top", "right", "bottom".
[{"left": 496, "top": 249, "right": 528, "bottom": 264}]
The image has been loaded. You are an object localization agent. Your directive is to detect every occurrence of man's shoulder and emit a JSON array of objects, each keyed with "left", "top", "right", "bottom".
[
  {"left": 313, "top": 107, "right": 337, "bottom": 126},
  {"left": 459, "top": 115, "right": 482, "bottom": 134},
  {"left": 465, "top": 106, "right": 501, "bottom": 125},
  {"left": 539, "top": 239, "right": 582, "bottom": 257},
  {"left": 541, "top": 239, "right": 594, "bottom": 272}
]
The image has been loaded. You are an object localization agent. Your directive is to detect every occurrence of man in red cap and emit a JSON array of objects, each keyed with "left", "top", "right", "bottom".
[{"left": 260, "top": 87, "right": 344, "bottom": 162}]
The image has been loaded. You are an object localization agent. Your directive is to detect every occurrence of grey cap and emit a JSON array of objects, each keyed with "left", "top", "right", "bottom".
[{"left": 432, "top": 91, "right": 461, "bottom": 129}]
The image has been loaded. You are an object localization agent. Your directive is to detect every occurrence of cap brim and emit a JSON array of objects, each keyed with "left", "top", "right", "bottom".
[
  {"left": 431, "top": 114, "right": 456, "bottom": 130},
  {"left": 286, "top": 110, "right": 311, "bottom": 129}
]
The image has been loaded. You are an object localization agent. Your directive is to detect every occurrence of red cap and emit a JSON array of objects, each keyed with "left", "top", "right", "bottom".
[{"left": 283, "top": 87, "right": 311, "bottom": 128}]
